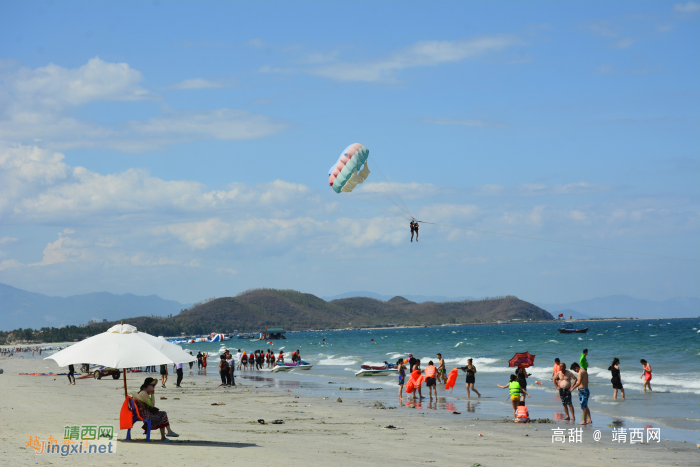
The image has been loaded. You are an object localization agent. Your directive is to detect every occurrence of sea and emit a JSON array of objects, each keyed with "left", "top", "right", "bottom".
[{"left": 35, "top": 318, "right": 700, "bottom": 443}]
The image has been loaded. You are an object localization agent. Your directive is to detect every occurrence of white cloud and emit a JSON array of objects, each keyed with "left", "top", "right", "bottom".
[
  {"left": 356, "top": 181, "right": 441, "bottom": 200},
  {"left": 673, "top": 1, "right": 700, "bottom": 13},
  {"left": 304, "top": 35, "right": 523, "bottom": 83},
  {"left": 30, "top": 232, "right": 86, "bottom": 266},
  {"left": 0, "top": 259, "right": 23, "bottom": 270},
  {"left": 0, "top": 145, "right": 316, "bottom": 222},
  {"left": 421, "top": 118, "right": 507, "bottom": 128},
  {"left": 130, "top": 109, "right": 286, "bottom": 142},
  {"left": 167, "top": 78, "right": 230, "bottom": 90},
  {"left": 610, "top": 38, "right": 636, "bottom": 49},
  {"left": 217, "top": 267, "right": 239, "bottom": 275},
  {"left": 6, "top": 57, "right": 152, "bottom": 110},
  {"left": 161, "top": 218, "right": 232, "bottom": 249},
  {"left": 518, "top": 181, "right": 611, "bottom": 196},
  {"left": 581, "top": 21, "right": 618, "bottom": 38},
  {"left": 0, "top": 58, "right": 287, "bottom": 151},
  {"left": 0, "top": 236, "right": 19, "bottom": 245}
]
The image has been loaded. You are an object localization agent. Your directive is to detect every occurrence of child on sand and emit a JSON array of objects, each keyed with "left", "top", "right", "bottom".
[
  {"left": 515, "top": 400, "right": 529, "bottom": 423},
  {"left": 413, "top": 360, "right": 424, "bottom": 401},
  {"left": 498, "top": 374, "right": 530, "bottom": 418}
]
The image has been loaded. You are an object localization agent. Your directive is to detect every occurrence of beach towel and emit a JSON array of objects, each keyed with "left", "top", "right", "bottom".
[{"left": 445, "top": 368, "right": 459, "bottom": 393}]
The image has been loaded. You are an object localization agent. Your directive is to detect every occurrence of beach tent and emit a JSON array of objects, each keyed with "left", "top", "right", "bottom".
[{"left": 46, "top": 323, "right": 196, "bottom": 398}]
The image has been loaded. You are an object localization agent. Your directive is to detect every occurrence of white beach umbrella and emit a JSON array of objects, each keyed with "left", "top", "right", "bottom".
[{"left": 46, "top": 323, "right": 195, "bottom": 397}]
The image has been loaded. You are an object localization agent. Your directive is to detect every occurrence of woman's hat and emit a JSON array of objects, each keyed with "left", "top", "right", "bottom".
[{"left": 142, "top": 377, "right": 158, "bottom": 387}]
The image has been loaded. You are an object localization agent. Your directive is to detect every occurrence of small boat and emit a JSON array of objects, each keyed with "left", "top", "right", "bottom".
[
  {"left": 355, "top": 363, "right": 398, "bottom": 377},
  {"left": 558, "top": 328, "right": 589, "bottom": 334},
  {"left": 271, "top": 361, "right": 313, "bottom": 372}
]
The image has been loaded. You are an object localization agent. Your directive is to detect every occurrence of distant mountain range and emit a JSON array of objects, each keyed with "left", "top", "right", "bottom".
[
  {"left": 535, "top": 295, "right": 700, "bottom": 320},
  {"left": 0, "top": 282, "right": 188, "bottom": 331}
]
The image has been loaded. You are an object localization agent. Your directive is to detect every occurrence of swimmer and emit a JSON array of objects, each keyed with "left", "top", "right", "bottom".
[{"left": 640, "top": 359, "right": 652, "bottom": 393}]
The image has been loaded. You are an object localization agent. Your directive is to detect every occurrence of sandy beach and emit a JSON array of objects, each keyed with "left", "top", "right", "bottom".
[{"left": 1, "top": 355, "right": 697, "bottom": 467}]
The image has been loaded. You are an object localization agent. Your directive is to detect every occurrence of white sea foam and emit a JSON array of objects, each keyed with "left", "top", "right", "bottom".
[
  {"left": 454, "top": 342, "right": 463, "bottom": 348},
  {"left": 318, "top": 355, "right": 360, "bottom": 366},
  {"left": 547, "top": 340, "right": 559, "bottom": 343},
  {"left": 386, "top": 352, "right": 403, "bottom": 359}
]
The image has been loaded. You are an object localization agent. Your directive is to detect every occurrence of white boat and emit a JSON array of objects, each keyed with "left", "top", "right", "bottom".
[
  {"left": 354, "top": 364, "right": 398, "bottom": 377},
  {"left": 271, "top": 361, "right": 313, "bottom": 372}
]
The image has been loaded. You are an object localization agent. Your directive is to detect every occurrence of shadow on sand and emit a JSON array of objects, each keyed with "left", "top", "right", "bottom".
[{"left": 120, "top": 440, "right": 258, "bottom": 448}]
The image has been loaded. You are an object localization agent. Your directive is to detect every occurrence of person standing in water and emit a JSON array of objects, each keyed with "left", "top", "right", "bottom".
[
  {"left": 580, "top": 349, "right": 589, "bottom": 371},
  {"left": 570, "top": 362, "right": 592, "bottom": 425},
  {"left": 424, "top": 361, "right": 438, "bottom": 400},
  {"left": 498, "top": 374, "right": 530, "bottom": 418},
  {"left": 461, "top": 358, "right": 481, "bottom": 398},
  {"left": 515, "top": 366, "right": 530, "bottom": 401},
  {"left": 609, "top": 358, "right": 625, "bottom": 400},
  {"left": 640, "top": 359, "right": 652, "bottom": 392},
  {"left": 397, "top": 358, "right": 406, "bottom": 399},
  {"left": 554, "top": 362, "right": 578, "bottom": 422},
  {"left": 551, "top": 358, "right": 561, "bottom": 389},
  {"left": 436, "top": 353, "right": 447, "bottom": 384}
]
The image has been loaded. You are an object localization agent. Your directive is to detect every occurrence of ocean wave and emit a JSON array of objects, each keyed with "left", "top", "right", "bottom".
[
  {"left": 318, "top": 355, "right": 360, "bottom": 366},
  {"left": 455, "top": 342, "right": 463, "bottom": 348},
  {"left": 386, "top": 352, "right": 403, "bottom": 359},
  {"left": 547, "top": 340, "right": 559, "bottom": 343}
]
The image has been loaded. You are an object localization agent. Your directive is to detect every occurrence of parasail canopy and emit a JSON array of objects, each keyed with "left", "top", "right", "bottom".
[{"left": 328, "top": 143, "right": 370, "bottom": 193}]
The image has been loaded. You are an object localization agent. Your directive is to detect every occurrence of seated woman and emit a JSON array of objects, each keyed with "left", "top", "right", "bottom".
[{"left": 132, "top": 377, "right": 179, "bottom": 441}]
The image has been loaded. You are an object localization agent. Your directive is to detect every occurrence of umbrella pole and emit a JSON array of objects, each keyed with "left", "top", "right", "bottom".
[{"left": 123, "top": 368, "right": 128, "bottom": 399}]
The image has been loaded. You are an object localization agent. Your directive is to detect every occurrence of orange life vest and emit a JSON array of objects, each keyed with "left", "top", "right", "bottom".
[
  {"left": 424, "top": 365, "right": 437, "bottom": 378},
  {"left": 517, "top": 406, "right": 529, "bottom": 419}
]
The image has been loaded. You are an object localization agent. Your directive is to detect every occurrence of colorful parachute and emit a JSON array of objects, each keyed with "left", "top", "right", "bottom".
[{"left": 328, "top": 143, "right": 370, "bottom": 193}]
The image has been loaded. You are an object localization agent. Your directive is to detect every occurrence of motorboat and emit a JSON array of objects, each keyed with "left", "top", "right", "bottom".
[
  {"left": 558, "top": 328, "right": 589, "bottom": 334},
  {"left": 271, "top": 360, "right": 313, "bottom": 372},
  {"left": 355, "top": 363, "right": 398, "bottom": 377}
]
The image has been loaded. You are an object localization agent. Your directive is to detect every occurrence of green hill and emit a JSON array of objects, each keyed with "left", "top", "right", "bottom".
[
  {"left": 2, "top": 289, "right": 554, "bottom": 343},
  {"left": 96, "top": 289, "right": 553, "bottom": 335}
]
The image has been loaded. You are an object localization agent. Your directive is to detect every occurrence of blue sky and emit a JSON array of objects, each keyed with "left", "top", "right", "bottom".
[{"left": 0, "top": 1, "right": 698, "bottom": 305}]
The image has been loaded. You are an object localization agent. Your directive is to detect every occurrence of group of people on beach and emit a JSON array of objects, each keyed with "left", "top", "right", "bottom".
[
  {"left": 392, "top": 348, "right": 654, "bottom": 423},
  {"left": 396, "top": 353, "right": 478, "bottom": 401},
  {"left": 1, "top": 346, "right": 63, "bottom": 357},
  {"left": 236, "top": 349, "right": 291, "bottom": 370}
]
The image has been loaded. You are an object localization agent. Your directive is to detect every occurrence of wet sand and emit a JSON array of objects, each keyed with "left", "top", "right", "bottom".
[{"left": 0, "top": 356, "right": 697, "bottom": 466}]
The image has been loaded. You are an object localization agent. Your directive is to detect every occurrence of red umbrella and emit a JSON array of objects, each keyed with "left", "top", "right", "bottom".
[{"left": 509, "top": 352, "right": 535, "bottom": 368}]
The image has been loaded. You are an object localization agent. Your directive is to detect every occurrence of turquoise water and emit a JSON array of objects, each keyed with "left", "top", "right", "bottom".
[{"left": 179, "top": 319, "right": 699, "bottom": 438}]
